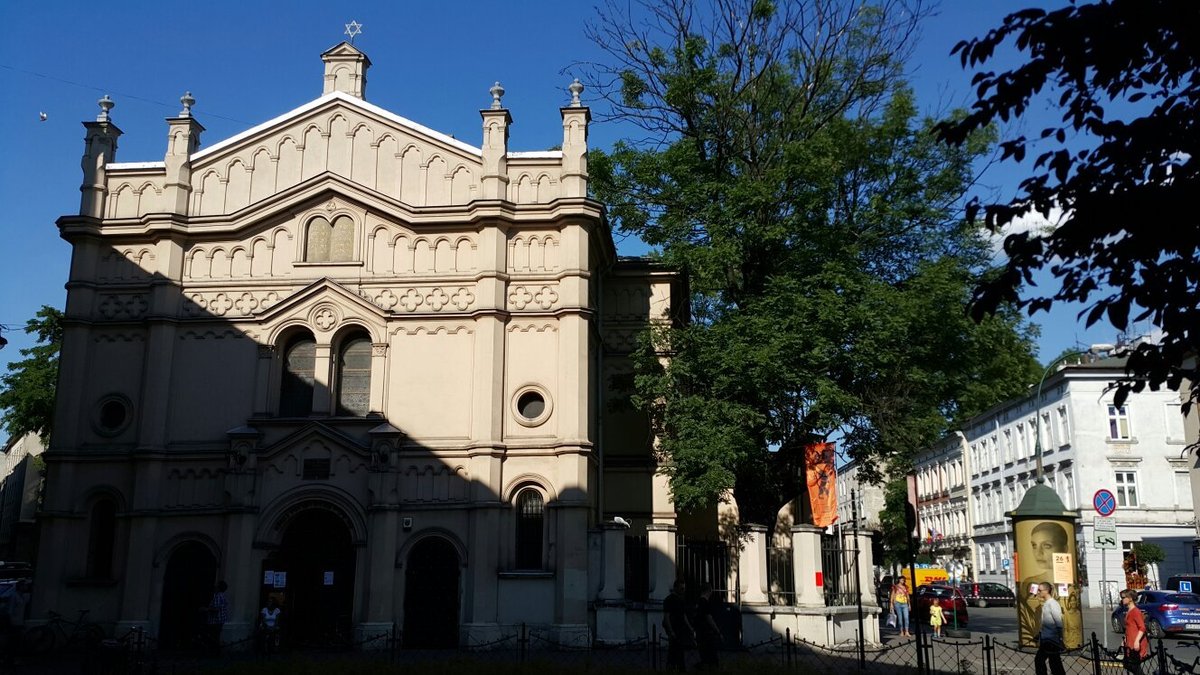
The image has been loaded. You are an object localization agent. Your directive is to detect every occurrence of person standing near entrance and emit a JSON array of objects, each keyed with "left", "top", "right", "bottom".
[
  {"left": 205, "top": 581, "right": 229, "bottom": 653},
  {"left": 259, "top": 595, "right": 283, "bottom": 654},
  {"left": 1034, "top": 582, "right": 1066, "bottom": 675},
  {"left": 662, "top": 580, "right": 694, "bottom": 671}
]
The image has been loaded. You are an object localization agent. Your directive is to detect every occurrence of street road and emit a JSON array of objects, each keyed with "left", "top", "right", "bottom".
[{"left": 879, "top": 605, "right": 1200, "bottom": 668}]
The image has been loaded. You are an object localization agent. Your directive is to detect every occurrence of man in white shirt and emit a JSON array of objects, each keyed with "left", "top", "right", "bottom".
[{"left": 1034, "top": 582, "right": 1066, "bottom": 675}]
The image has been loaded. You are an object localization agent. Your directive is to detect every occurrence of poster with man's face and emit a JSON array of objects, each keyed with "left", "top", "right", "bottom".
[{"left": 1014, "top": 518, "right": 1083, "bottom": 649}]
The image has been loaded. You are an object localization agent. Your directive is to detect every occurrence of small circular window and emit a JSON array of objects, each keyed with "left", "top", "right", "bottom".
[
  {"left": 518, "top": 391, "right": 545, "bottom": 419},
  {"left": 512, "top": 385, "right": 552, "bottom": 427},
  {"left": 93, "top": 394, "right": 133, "bottom": 436}
]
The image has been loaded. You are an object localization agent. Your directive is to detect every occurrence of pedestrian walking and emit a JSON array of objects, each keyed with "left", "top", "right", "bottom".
[
  {"left": 929, "top": 597, "right": 944, "bottom": 638},
  {"left": 1120, "top": 589, "right": 1149, "bottom": 673},
  {"left": 1, "top": 578, "right": 31, "bottom": 666},
  {"left": 205, "top": 580, "right": 229, "bottom": 653},
  {"left": 663, "top": 579, "right": 695, "bottom": 672},
  {"left": 1033, "top": 582, "right": 1066, "bottom": 675},
  {"left": 890, "top": 577, "right": 912, "bottom": 637},
  {"left": 694, "top": 583, "right": 722, "bottom": 671}
]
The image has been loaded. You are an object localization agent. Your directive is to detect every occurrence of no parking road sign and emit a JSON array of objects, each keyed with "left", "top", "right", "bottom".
[{"left": 1093, "top": 489, "right": 1117, "bottom": 517}]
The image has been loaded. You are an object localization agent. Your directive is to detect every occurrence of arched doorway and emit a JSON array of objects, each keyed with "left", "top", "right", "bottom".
[
  {"left": 403, "top": 537, "right": 460, "bottom": 648},
  {"left": 159, "top": 541, "right": 217, "bottom": 649},
  {"left": 263, "top": 506, "right": 357, "bottom": 647}
]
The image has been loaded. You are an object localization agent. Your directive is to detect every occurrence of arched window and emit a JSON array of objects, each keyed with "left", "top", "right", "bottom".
[
  {"left": 336, "top": 334, "right": 372, "bottom": 416},
  {"left": 330, "top": 215, "right": 354, "bottom": 261},
  {"left": 87, "top": 497, "right": 117, "bottom": 578},
  {"left": 280, "top": 334, "right": 316, "bottom": 417},
  {"left": 305, "top": 217, "right": 332, "bottom": 262},
  {"left": 305, "top": 215, "right": 355, "bottom": 262},
  {"left": 515, "top": 489, "right": 544, "bottom": 570}
]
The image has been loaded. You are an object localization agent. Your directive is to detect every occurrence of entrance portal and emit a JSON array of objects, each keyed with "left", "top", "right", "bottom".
[
  {"left": 159, "top": 541, "right": 217, "bottom": 649},
  {"left": 264, "top": 506, "right": 357, "bottom": 647},
  {"left": 403, "top": 537, "right": 460, "bottom": 648}
]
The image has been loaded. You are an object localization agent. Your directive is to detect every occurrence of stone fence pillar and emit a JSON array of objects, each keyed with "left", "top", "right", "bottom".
[
  {"left": 792, "top": 524, "right": 825, "bottom": 607},
  {"left": 739, "top": 524, "right": 769, "bottom": 605},
  {"left": 646, "top": 523, "right": 677, "bottom": 601},
  {"left": 595, "top": 519, "right": 630, "bottom": 644}
]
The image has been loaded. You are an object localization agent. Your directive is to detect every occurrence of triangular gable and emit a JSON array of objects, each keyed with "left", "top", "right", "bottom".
[
  {"left": 185, "top": 92, "right": 487, "bottom": 216},
  {"left": 193, "top": 90, "right": 480, "bottom": 165},
  {"left": 254, "top": 277, "right": 393, "bottom": 323},
  {"left": 257, "top": 420, "right": 370, "bottom": 460},
  {"left": 190, "top": 173, "right": 422, "bottom": 232},
  {"left": 322, "top": 41, "right": 372, "bottom": 65}
]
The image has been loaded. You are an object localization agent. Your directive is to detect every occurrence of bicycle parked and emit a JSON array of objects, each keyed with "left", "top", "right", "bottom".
[{"left": 23, "top": 609, "right": 106, "bottom": 654}]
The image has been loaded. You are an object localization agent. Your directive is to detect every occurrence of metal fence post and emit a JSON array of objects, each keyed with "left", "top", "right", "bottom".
[
  {"left": 785, "top": 627, "right": 791, "bottom": 668},
  {"left": 983, "top": 634, "right": 993, "bottom": 675},
  {"left": 1090, "top": 632, "right": 1102, "bottom": 675},
  {"left": 1156, "top": 637, "right": 1167, "bottom": 675}
]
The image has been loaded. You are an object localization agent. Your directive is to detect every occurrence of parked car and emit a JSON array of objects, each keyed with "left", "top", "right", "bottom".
[
  {"left": 877, "top": 575, "right": 898, "bottom": 607},
  {"left": 912, "top": 584, "right": 969, "bottom": 627},
  {"left": 0, "top": 561, "right": 32, "bottom": 581},
  {"left": 1166, "top": 575, "right": 1200, "bottom": 593},
  {"left": 1111, "top": 590, "right": 1200, "bottom": 638},
  {"left": 956, "top": 581, "right": 1016, "bottom": 608}
]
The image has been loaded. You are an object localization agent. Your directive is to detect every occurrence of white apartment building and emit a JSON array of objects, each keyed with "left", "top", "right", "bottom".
[
  {"left": 964, "top": 359, "right": 1193, "bottom": 608},
  {"left": 914, "top": 435, "right": 973, "bottom": 582},
  {"left": 836, "top": 458, "right": 888, "bottom": 533}
]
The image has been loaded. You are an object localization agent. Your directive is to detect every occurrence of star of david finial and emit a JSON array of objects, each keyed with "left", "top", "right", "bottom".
[{"left": 344, "top": 20, "right": 363, "bottom": 45}]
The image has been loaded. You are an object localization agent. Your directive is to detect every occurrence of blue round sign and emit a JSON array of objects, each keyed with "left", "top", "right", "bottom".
[{"left": 1093, "top": 489, "right": 1117, "bottom": 517}]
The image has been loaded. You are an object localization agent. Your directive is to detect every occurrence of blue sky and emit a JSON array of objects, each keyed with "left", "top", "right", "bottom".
[{"left": 0, "top": 0, "right": 1122, "bottom": 378}]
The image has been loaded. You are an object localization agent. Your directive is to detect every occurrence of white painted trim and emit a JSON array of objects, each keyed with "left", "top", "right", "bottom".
[{"left": 191, "top": 91, "right": 483, "bottom": 162}]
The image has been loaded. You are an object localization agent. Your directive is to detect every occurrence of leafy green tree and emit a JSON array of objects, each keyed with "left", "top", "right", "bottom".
[
  {"left": 878, "top": 476, "right": 917, "bottom": 569},
  {"left": 0, "top": 306, "right": 63, "bottom": 440},
  {"left": 586, "top": 0, "right": 1042, "bottom": 524},
  {"left": 935, "top": 0, "right": 1200, "bottom": 410}
]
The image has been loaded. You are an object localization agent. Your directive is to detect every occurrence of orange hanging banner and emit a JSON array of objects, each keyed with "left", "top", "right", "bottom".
[{"left": 805, "top": 442, "right": 838, "bottom": 528}]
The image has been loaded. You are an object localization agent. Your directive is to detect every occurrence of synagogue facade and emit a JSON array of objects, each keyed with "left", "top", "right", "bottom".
[{"left": 35, "top": 44, "right": 874, "bottom": 648}]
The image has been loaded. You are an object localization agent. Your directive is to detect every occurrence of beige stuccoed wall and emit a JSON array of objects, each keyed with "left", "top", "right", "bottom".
[{"left": 34, "top": 43, "right": 692, "bottom": 648}]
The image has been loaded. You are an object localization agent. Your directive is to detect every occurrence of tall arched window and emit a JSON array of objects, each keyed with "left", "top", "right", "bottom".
[
  {"left": 280, "top": 334, "right": 316, "bottom": 417},
  {"left": 515, "top": 489, "right": 544, "bottom": 570},
  {"left": 87, "top": 498, "right": 117, "bottom": 578},
  {"left": 330, "top": 215, "right": 354, "bottom": 261},
  {"left": 305, "top": 217, "right": 332, "bottom": 261},
  {"left": 336, "top": 334, "right": 372, "bottom": 416}
]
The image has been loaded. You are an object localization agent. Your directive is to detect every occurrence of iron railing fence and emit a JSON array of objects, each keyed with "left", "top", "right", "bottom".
[
  {"left": 767, "top": 546, "right": 796, "bottom": 606},
  {"left": 821, "top": 534, "right": 860, "bottom": 607},
  {"left": 624, "top": 534, "right": 650, "bottom": 603},
  {"left": 25, "top": 622, "right": 1200, "bottom": 674},
  {"left": 676, "top": 536, "right": 735, "bottom": 603}
]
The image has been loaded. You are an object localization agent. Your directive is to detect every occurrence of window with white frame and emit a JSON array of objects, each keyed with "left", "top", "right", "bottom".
[
  {"left": 1108, "top": 405, "right": 1131, "bottom": 440},
  {"left": 1057, "top": 406, "right": 1070, "bottom": 446},
  {"left": 1065, "top": 471, "right": 1075, "bottom": 509},
  {"left": 1016, "top": 423, "right": 1025, "bottom": 458},
  {"left": 1041, "top": 412, "right": 1053, "bottom": 449},
  {"left": 1004, "top": 429, "right": 1013, "bottom": 463},
  {"left": 1115, "top": 471, "right": 1139, "bottom": 507},
  {"left": 1165, "top": 403, "right": 1185, "bottom": 442}
]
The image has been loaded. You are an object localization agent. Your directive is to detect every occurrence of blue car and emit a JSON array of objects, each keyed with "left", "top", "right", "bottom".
[{"left": 1111, "top": 590, "right": 1200, "bottom": 638}]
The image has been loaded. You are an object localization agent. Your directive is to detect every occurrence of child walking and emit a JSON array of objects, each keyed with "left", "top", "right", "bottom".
[{"left": 929, "top": 598, "right": 944, "bottom": 638}]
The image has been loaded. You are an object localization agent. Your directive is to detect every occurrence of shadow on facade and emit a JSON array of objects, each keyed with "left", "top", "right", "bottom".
[{"left": 32, "top": 246, "right": 873, "bottom": 656}]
